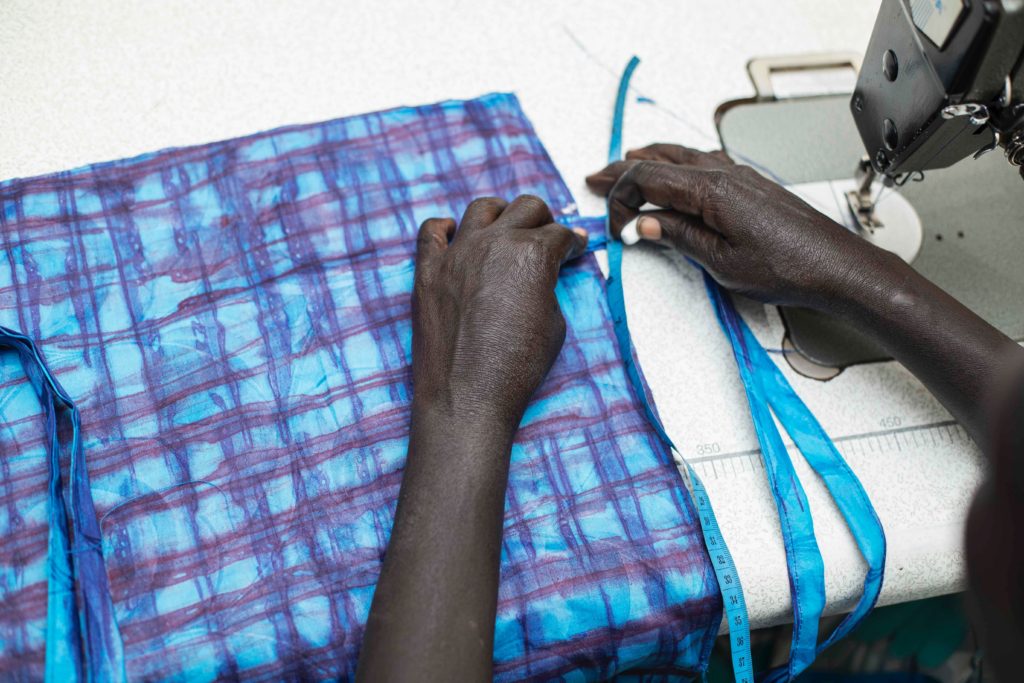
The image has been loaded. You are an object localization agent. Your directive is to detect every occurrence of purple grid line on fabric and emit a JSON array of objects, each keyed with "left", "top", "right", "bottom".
[{"left": 0, "top": 93, "right": 719, "bottom": 681}]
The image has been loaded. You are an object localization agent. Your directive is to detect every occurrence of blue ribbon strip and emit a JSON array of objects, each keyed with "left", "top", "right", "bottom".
[
  {"left": 602, "top": 57, "right": 885, "bottom": 682},
  {"left": 0, "top": 327, "right": 126, "bottom": 682},
  {"left": 704, "top": 276, "right": 825, "bottom": 678},
  {"left": 706, "top": 279, "right": 886, "bottom": 682}
]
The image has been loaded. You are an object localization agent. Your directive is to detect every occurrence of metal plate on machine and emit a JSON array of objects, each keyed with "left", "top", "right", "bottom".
[{"left": 717, "top": 94, "right": 1024, "bottom": 369}]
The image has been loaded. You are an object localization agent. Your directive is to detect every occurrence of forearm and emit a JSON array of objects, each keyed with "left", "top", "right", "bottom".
[
  {"left": 355, "top": 403, "right": 516, "bottom": 683},
  {"left": 827, "top": 247, "right": 1023, "bottom": 448}
]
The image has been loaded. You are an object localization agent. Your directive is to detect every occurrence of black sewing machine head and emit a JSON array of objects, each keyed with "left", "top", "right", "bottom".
[{"left": 851, "top": 0, "right": 1024, "bottom": 181}]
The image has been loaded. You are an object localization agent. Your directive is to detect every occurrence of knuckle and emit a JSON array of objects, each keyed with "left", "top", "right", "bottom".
[
  {"left": 626, "top": 145, "right": 656, "bottom": 160},
  {"left": 702, "top": 170, "right": 735, "bottom": 223},
  {"left": 633, "top": 160, "right": 658, "bottom": 178},
  {"left": 616, "top": 162, "right": 640, "bottom": 183},
  {"left": 515, "top": 194, "right": 548, "bottom": 213},
  {"left": 701, "top": 170, "right": 735, "bottom": 205},
  {"left": 610, "top": 163, "right": 652, "bottom": 207},
  {"left": 519, "top": 238, "right": 562, "bottom": 277},
  {"left": 623, "top": 161, "right": 656, "bottom": 189},
  {"left": 418, "top": 216, "right": 443, "bottom": 231},
  {"left": 705, "top": 242, "right": 726, "bottom": 268},
  {"left": 469, "top": 196, "right": 504, "bottom": 211},
  {"left": 547, "top": 229, "right": 573, "bottom": 256},
  {"left": 522, "top": 233, "right": 551, "bottom": 259},
  {"left": 734, "top": 164, "right": 760, "bottom": 180},
  {"left": 704, "top": 168, "right": 730, "bottom": 194}
]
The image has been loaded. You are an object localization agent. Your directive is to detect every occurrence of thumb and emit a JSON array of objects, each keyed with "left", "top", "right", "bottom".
[{"left": 624, "top": 210, "right": 722, "bottom": 266}]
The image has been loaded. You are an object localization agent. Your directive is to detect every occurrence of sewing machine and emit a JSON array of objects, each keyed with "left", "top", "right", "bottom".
[
  {"left": 852, "top": 0, "right": 1024, "bottom": 188},
  {"left": 714, "top": 0, "right": 1024, "bottom": 376}
]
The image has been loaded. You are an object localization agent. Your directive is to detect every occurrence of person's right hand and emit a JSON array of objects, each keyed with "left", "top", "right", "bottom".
[{"left": 586, "top": 144, "right": 901, "bottom": 311}]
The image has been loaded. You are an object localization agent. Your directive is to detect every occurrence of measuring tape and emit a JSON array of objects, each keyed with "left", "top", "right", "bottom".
[
  {"left": 689, "top": 470, "right": 754, "bottom": 682},
  {"left": 604, "top": 56, "right": 754, "bottom": 683}
]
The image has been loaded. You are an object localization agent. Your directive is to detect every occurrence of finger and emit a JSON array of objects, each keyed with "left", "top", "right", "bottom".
[
  {"left": 493, "top": 194, "right": 553, "bottom": 230},
  {"left": 593, "top": 146, "right": 734, "bottom": 198},
  {"left": 459, "top": 196, "right": 508, "bottom": 232},
  {"left": 626, "top": 144, "right": 734, "bottom": 167},
  {"left": 415, "top": 217, "right": 456, "bottom": 280},
  {"left": 534, "top": 224, "right": 589, "bottom": 266},
  {"left": 607, "top": 161, "right": 725, "bottom": 235},
  {"left": 629, "top": 210, "right": 721, "bottom": 265},
  {"left": 585, "top": 160, "right": 636, "bottom": 196}
]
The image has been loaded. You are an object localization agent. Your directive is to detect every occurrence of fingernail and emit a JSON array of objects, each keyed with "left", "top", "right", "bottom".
[
  {"left": 637, "top": 216, "right": 662, "bottom": 240},
  {"left": 572, "top": 227, "right": 589, "bottom": 240}
]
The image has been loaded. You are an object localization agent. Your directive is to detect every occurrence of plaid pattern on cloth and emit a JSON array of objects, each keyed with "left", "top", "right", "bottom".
[{"left": 0, "top": 93, "right": 720, "bottom": 681}]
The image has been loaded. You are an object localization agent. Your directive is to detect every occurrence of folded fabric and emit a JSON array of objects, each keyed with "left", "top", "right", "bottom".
[{"left": 0, "top": 93, "right": 719, "bottom": 681}]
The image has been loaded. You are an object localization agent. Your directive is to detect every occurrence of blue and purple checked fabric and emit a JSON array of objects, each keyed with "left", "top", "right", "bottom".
[{"left": 0, "top": 93, "right": 720, "bottom": 680}]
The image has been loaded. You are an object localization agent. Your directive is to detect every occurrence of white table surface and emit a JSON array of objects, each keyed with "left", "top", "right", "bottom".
[{"left": 0, "top": 0, "right": 981, "bottom": 631}]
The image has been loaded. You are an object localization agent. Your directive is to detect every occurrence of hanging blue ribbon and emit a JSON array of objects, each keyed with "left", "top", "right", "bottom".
[
  {"left": 0, "top": 327, "right": 126, "bottom": 682},
  {"left": 602, "top": 57, "right": 885, "bottom": 683}
]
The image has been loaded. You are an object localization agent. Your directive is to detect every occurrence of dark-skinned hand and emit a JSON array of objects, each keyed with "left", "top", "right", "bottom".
[
  {"left": 412, "top": 194, "right": 588, "bottom": 429},
  {"left": 585, "top": 143, "right": 899, "bottom": 312},
  {"left": 357, "top": 195, "right": 587, "bottom": 683}
]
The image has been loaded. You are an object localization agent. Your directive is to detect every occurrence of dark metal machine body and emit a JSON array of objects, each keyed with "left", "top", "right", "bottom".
[
  {"left": 715, "top": 1, "right": 1024, "bottom": 375},
  {"left": 852, "top": 0, "right": 1024, "bottom": 180}
]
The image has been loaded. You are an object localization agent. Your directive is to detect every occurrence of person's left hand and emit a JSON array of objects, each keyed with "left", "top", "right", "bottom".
[
  {"left": 359, "top": 197, "right": 586, "bottom": 682},
  {"left": 412, "top": 195, "right": 588, "bottom": 433}
]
